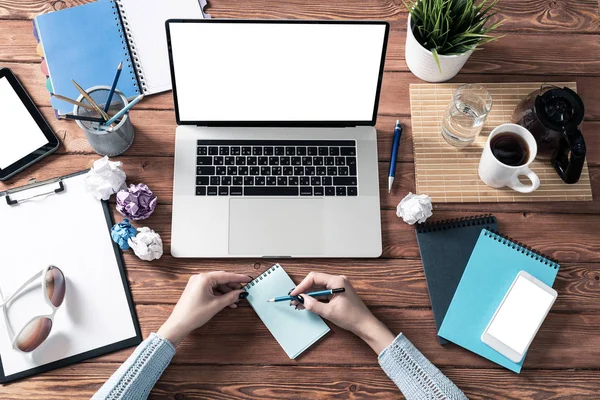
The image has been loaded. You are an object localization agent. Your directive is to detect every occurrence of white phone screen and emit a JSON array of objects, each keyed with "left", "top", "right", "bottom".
[{"left": 487, "top": 275, "right": 555, "bottom": 354}]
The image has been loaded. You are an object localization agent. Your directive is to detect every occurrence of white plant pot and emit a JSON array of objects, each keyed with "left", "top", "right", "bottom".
[{"left": 405, "top": 14, "right": 473, "bottom": 83}]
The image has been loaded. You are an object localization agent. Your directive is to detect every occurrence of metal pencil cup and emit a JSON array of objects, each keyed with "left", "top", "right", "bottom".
[{"left": 73, "top": 85, "right": 135, "bottom": 156}]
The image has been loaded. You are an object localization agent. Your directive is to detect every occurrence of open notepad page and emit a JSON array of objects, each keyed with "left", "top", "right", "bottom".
[
  {"left": 116, "top": 0, "right": 205, "bottom": 95},
  {"left": 0, "top": 173, "right": 138, "bottom": 378},
  {"left": 246, "top": 265, "right": 330, "bottom": 359}
]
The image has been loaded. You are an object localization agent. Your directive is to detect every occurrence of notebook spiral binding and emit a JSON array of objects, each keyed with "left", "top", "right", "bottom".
[
  {"left": 244, "top": 264, "right": 280, "bottom": 291},
  {"left": 483, "top": 229, "right": 560, "bottom": 269},
  {"left": 110, "top": 0, "right": 145, "bottom": 95},
  {"left": 416, "top": 214, "right": 497, "bottom": 233}
]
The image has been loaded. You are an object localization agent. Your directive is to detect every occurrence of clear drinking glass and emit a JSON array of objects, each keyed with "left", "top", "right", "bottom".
[{"left": 441, "top": 84, "right": 493, "bottom": 147}]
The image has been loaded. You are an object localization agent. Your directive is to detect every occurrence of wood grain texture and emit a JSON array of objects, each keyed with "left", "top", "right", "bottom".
[
  {"left": 1, "top": 0, "right": 599, "bottom": 398},
  {"left": 66, "top": 305, "right": 599, "bottom": 369},
  {"left": 30, "top": 109, "right": 600, "bottom": 168},
  {"left": 5, "top": 19, "right": 600, "bottom": 75},
  {"left": 2, "top": 364, "right": 600, "bottom": 400},
  {"left": 1, "top": 154, "right": 599, "bottom": 214},
  {"left": 122, "top": 256, "right": 600, "bottom": 312},
  {"left": 7, "top": 60, "right": 600, "bottom": 118},
  {"left": 5, "top": 0, "right": 597, "bottom": 33}
]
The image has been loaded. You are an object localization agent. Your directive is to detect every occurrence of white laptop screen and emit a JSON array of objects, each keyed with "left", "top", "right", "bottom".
[{"left": 167, "top": 21, "right": 389, "bottom": 125}]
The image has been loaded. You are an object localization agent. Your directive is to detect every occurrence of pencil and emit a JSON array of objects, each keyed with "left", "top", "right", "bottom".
[
  {"left": 59, "top": 114, "right": 105, "bottom": 123},
  {"left": 104, "top": 61, "right": 123, "bottom": 113},
  {"left": 267, "top": 288, "right": 345, "bottom": 302},
  {"left": 103, "top": 94, "right": 144, "bottom": 126},
  {"left": 72, "top": 80, "right": 110, "bottom": 121},
  {"left": 50, "top": 93, "right": 97, "bottom": 112}
]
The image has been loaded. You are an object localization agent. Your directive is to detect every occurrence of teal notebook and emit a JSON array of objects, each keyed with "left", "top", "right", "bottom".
[
  {"left": 438, "top": 229, "right": 560, "bottom": 373},
  {"left": 245, "top": 264, "right": 330, "bottom": 359}
]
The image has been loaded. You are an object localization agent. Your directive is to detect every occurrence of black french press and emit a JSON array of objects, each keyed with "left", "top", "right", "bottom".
[{"left": 512, "top": 85, "right": 586, "bottom": 184}]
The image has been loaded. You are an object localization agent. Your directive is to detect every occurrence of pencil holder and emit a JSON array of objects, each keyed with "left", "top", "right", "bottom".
[{"left": 73, "top": 85, "right": 135, "bottom": 156}]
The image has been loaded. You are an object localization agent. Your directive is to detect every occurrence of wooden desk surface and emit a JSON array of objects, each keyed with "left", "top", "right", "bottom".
[{"left": 1, "top": 1, "right": 599, "bottom": 398}]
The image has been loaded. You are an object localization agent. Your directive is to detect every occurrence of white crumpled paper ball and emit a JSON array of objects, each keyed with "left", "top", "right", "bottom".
[
  {"left": 396, "top": 192, "right": 433, "bottom": 225},
  {"left": 85, "top": 156, "right": 127, "bottom": 200},
  {"left": 128, "top": 227, "right": 163, "bottom": 261}
]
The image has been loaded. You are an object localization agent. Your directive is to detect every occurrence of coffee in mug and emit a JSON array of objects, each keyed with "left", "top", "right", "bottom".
[
  {"left": 478, "top": 124, "right": 540, "bottom": 193},
  {"left": 490, "top": 132, "right": 530, "bottom": 166}
]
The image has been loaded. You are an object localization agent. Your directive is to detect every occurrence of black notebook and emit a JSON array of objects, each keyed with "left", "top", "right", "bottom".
[{"left": 416, "top": 215, "right": 497, "bottom": 344}]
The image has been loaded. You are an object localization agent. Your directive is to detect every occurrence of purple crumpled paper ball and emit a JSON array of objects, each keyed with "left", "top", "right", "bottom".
[{"left": 116, "top": 183, "right": 157, "bottom": 220}]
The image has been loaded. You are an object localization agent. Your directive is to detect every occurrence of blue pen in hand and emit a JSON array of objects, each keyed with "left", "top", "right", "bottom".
[
  {"left": 388, "top": 120, "right": 403, "bottom": 193},
  {"left": 267, "top": 288, "right": 345, "bottom": 302}
]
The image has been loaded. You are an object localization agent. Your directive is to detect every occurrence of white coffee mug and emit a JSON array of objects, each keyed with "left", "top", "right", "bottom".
[{"left": 478, "top": 124, "right": 540, "bottom": 193}]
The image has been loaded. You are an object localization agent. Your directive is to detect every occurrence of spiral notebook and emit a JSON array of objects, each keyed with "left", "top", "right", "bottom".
[
  {"left": 33, "top": 0, "right": 206, "bottom": 115},
  {"left": 438, "top": 229, "right": 560, "bottom": 372},
  {"left": 244, "top": 265, "right": 330, "bottom": 359},
  {"left": 416, "top": 215, "right": 498, "bottom": 344}
]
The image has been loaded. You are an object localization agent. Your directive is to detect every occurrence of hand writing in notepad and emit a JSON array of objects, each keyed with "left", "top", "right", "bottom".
[
  {"left": 157, "top": 272, "right": 251, "bottom": 346},
  {"left": 291, "top": 272, "right": 395, "bottom": 354}
]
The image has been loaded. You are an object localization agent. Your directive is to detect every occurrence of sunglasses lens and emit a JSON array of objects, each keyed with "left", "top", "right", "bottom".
[
  {"left": 45, "top": 266, "right": 66, "bottom": 307},
  {"left": 16, "top": 317, "right": 53, "bottom": 352}
]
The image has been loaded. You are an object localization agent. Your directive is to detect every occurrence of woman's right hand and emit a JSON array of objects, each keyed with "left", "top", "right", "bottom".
[{"left": 290, "top": 272, "right": 395, "bottom": 354}]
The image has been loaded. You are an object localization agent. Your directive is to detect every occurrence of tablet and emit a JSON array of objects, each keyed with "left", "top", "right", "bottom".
[{"left": 0, "top": 68, "right": 59, "bottom": 181}]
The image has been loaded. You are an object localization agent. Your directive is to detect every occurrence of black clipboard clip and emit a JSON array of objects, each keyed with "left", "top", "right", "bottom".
[{"left": 4, "top": 176, "right": 65, "bottom": 205}]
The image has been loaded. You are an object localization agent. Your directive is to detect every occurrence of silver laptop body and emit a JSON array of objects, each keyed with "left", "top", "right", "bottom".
[{"left": 166, "top": 20, "right": 389, "bottom": 258}]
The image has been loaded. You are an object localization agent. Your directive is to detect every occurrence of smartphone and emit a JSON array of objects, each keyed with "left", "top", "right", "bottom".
[{"left": 481, "top": 271, "right": 557, "bottom": 363}]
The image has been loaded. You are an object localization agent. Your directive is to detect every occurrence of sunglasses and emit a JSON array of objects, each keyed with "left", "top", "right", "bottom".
[{"left": 0, "top": 266, "right": 66, "bottom": 353}]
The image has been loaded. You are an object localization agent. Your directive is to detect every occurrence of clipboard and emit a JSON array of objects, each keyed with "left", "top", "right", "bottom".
[{"left": 0, "top": 170, "right": 142, "bottom": 383}]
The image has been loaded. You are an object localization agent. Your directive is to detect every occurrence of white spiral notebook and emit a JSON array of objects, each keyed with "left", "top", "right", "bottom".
[{"left": 245, "top": 265, "right": 330, "bottom": 359}]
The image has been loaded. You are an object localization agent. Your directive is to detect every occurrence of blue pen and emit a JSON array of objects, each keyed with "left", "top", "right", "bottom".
[
  {"left": 103, "top": 62, "right": 123, "bottom": 113},
  {"left": 267, "top": 288, "right": 345, "bottom": 302},
  {"left": 104, "top": 94, "right": 144, "bottom": 126},
  {"left": 388, "top": 120, "right": 403, "bottom": 193}
]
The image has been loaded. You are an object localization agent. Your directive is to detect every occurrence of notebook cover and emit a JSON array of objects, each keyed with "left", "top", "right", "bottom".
[
  {"left": 416, "top": 215, "right": 497, "bottom": 344},
  {"left": 438, "top": 229, "right": 560, "bottom": 373},
  {"left": 245, "top": 264, "right": 330, "bottom": 359},
  {"left": 34, "top": 1, "right": 140, "bottom": 115}
]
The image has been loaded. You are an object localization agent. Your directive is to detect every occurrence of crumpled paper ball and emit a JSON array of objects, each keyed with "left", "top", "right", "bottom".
[
  {"left": 110, "top": 219, "right": 137, "bottom": 250},
  {"left": 116, "top": 183, "right": 157, "bottom": 220},
  {"left": 128, "top": 227, "right": 163, "bottom": 261},
  {"left": 85, "top": 156, "right": 127, "bottom": 200},
  {"left": 396, "top": 192, "right": 433, "bottom": 225}
]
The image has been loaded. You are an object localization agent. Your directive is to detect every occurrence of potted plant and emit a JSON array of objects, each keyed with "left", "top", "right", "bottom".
[{"left": 404, "top": 0, "right": 503, "bottom": 82}]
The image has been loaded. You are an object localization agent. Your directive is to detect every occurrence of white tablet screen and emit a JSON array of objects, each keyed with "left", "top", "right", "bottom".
[
  {"left": 0, "top": 77, "right": 49, "bottom": 169},
  {"left": 487, "top": 276, "right": 554, "bottom": 354}
]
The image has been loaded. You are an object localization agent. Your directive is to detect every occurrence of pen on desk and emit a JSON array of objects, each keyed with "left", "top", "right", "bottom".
[
  {"left": 104, "top": 94, "right": 144, "bottom": 126},
  {"left": 267, "top": 288, "right": 345, "bottom": 302},
  {"left": 50, "top": 93, "right": 97, "bottom": 112},
  {"left": 103, "top": 61, "right": 123, "bottom": 113},
  {"left": 388, "top": 120, "right": 403, "bottom": 193},
  {"left": 59, "top": 114, "right": 105, "bottom": 123},
  {"left": 72, "top": 80, "right": 110, "bottom": 121}
]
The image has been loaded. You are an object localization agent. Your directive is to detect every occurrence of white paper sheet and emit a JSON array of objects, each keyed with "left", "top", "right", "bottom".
[
  {"left": 0, "top": 173, "right": 137, "bottom": 377},
  {"left": 119, "top": 0, "right": 204, "bottom": 95}
]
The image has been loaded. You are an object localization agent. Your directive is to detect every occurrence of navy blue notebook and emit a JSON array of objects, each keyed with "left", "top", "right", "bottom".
[{"left": 415, "top": 215, "right": 497, "bottom": 344}]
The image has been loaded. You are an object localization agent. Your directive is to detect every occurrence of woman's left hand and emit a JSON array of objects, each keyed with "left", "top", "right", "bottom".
[{"left": 157, "top": 271, "right": 251, "bottom": 346}]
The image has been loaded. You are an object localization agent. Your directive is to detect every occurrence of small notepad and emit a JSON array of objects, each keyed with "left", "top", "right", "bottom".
[{"left": 245, "top": 264, "right": 330, "bottom": 359}]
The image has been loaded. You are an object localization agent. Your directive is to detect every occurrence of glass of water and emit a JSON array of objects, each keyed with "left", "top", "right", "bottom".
[{"left": 441, "top": 84, "right": 492, "bottom": 147}]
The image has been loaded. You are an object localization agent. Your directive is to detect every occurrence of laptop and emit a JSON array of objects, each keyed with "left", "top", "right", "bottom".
[{"left": 166, "top": 20, "right": 389, "bottom": 258}]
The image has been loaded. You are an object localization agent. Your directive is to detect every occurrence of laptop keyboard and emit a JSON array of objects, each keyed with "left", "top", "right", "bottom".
[{"left": 195, "top": 140, "right": 358, "bottom": 196}]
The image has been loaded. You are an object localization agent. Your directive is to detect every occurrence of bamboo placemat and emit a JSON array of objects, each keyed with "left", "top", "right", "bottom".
[{"left": 410, "top": 82, "right": 593, "bottom": 203}]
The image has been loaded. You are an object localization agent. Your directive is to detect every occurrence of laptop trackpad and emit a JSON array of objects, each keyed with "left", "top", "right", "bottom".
[{"left": 229, "top": 198, "right": 324, "bottom": 256}]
